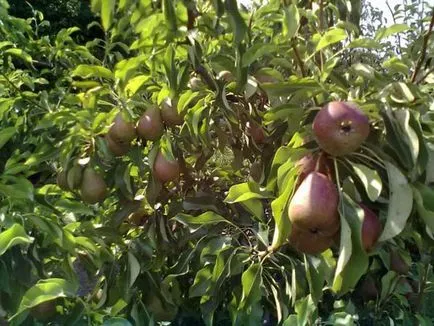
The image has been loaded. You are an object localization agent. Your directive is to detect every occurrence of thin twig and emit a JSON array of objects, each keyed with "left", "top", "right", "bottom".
[{"left": 411, "top": 10, "right": 434, "bottom": 83}]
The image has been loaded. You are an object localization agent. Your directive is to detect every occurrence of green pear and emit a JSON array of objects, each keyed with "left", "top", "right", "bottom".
[{"left": 80, "top": 167, "right": 108, "bottom": 204}]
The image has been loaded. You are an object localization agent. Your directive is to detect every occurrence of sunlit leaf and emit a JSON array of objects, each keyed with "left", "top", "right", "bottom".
[
  {"left": 352, "top": 163, "right": 382, "bottom": 201},
  {"left": 316, "top": 28, "right": 347, "bottom": 51},
  {"left": 378, "top": 161, "right": 413, "bottom": 242},
  {"left": 0, "top": 224, "right": 33, "bottom": 256}
]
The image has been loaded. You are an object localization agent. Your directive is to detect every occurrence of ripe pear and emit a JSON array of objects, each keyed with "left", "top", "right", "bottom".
[
  {"left": 358, "top": 276, "right": 379, "bottom": 301},
  {"left": 80, "top": 167, "right": 108, "bottom": 204},
  {"left": 246, "top": 121, "right": 266, "bottom": 144},
  {"left": 390, "top": 250, "right": 410, "bottom": 275},
  {"left": 289, "top": 225, "right": 335, "bottom": 254},
  {"left": 288, "top": 172, "right": 339, "bottom": 236},
  {"left": 312, "top": 101, "right": 370, "bottom": 156},
  {"left": 108, "top": 113, "right": 136, "bottom": 143},
  {"left": 153, "top": 151, "right": 180, "bottom": 183},
  {"left": 137, "top": 106, "right": 164, "bottom": 141},
  {"left": 360, "top": 204, "right": 382, "bottom": 252},
  {"left": 161, "top": 98, "right": 184, "bottom": 127},
  {"left": 30, "top": 300, "right": 56, "bottom": 321},
  {"left": 295, "top": 153, "right": 333, "bottom": 188},
  {"left": 106, "top": 134, "right": 130, "bottom": 157}
]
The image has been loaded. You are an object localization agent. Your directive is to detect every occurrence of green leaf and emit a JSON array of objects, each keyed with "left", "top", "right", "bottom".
[
  {"left": 225, "top": 0, "right": 247, "bottom": 44},
  {"left": 413, "top": 183, "right": 434, "bottom": 238},
  {"left": 4, "top": 48, "right": 32, "bottom": 64},
  {"left": 125, "top": 75, "right": 150, "bottom": 96},
  {"left": 375, "top": 23, "right": 410, "bottom": 41},
  {"left": 239, "top": 263, "right": 262, "bottom": 309},
  {"left": 0, "top": 127, "right": 16, "bottom": 149},
  {"left": 102, "top": 318, "right": 133, "bottom": 326},
  {"left": 347, "top": 38, "right": 382, "bottom": 49},
  {"left": 333, "top": 194, "right": 369, "bottom": 294},
  {"left": 316, "top": 28, "right": 347, "bottom": 51},
  {"left": 242, "top": 44, "right": 277, "bottom": 67},
  {"left": 352, "top": 163, "right": 382, "bottom": 201},
  {"left": 0, "top": 224, "right": 33, "bottom": 256},
  {"left": 172, "top": 211, "right": 232, "bottom": 227},
  {"left": 13, "top": 278, "right": 77, "bottom": 318},
  {"left": 72, "top": 64, "right": 113, "bottom": 80},
  {"left": 351, "top": 63, "right": 376, "bottom": 79},
  {"left": 378, "top": 161, "right": 413, "bottom": 242},
  {"left": 383, "top": 57, "right": 410, "bottom": 75},
  {"left": 282, "top": 4, "right": 299, "bottom": 39},
  {"left": 261, "top": 77, "right": 320, "bottom": 97},
  {"left": 189, "top": 266, "right": 213, "bottom": 297},
  {"left": 163, "top": 0, "right": 177, "bottom": 31},
  {"left": 270, "top": 167, "right": 298, "bottom": 250},
  {"left": 128, "top": 252, "right": 140, "bottom": 288},
  {"left": 225, "top": 182, "right": 273, "bottom": 203},
  {"left": 305, "top": 256, "right": 326, "bottom": 304},
  {"left": 101, "top": 0, "right": 115, "bottom": 31}
]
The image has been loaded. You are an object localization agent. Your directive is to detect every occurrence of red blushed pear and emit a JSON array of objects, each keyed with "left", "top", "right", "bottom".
[
  {"left": 153, "top": 151, "right": 180, "bottom": 183},
  {"left": 246, "top": 121, "right": 266, "bottom": 144},
  {"left": 360, "top": 204, "right": 382, "bottom": 252},
  {"left": 161, "top": 98, "right": 184, "bottom": 127},
  {"left": 390, "top": 250, "right": 410, "bottom": 275},
  {"left": 289, "top": 225, "right": 336, "bottom": 254},
  {"left": 295, "top": 152, "right": 333, "bottom": 188},
  {"left": 137, "top": 106, "right": 164, "bottom": 141},
  {"left": 108, "top": 112, "right": 136, "bottom": 143},
  {"left": 105, "top": 133, "right": 130, "bottom": 157},
  {"left": 313, "top": 101, "right": 370, "bottom": 156},
  {"left": 288, "top": 171, "right": 340, "bottom": 237}
]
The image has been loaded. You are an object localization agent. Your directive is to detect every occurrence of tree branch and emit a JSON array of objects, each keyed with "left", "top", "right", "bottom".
[{"left": 411, "top": 10, "right": 434, "bottom": 83}]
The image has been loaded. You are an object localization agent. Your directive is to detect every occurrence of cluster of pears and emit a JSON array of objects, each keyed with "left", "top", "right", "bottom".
[
  {"left": 57, "top": 100, "right": 183, "bottom": 204},
  {"left": 57, "top": 163, "right": 108, "bottom": 204},
  {"left": 288, "top": 101, "right": 382, "bottom": 254},
  {"left": 110, "top": 99, "right": 182, "bottom": 183}
]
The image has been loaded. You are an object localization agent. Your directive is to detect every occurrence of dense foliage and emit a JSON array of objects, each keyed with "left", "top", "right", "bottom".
[{"left": 0, "top": 0, "right": 433, "bottom": 325}]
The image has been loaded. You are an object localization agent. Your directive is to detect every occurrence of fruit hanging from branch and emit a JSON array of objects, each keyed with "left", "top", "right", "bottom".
[
  {"left": 288, "top": 171, "right": 340, "bottom": 237},
  {"left": 153, "top": 150, "right": 180, "bottom": 183},
  {"left": 295, "top": 152, "right": 333, "bottom": 188},
  {"left": 360, "top": 204, "right": 382, "bottom": 252},
  {"left": 246, "top": 121, "right": 266, "bottom": 144},
  {"left": 80, "top": 167, "right": 108, "bottom": 204},
  {"left": 313, "top": 101, "right": 370, "bottom": 156},
  {"left": 161, "top": 98, "right": 184, "bottom": 127},
  {"left": 105, "top": 133, "right": 130, "bottom": 157},
  {"left": 30, "top": 301, "right": 57, "bottom": 322},
  {"left": 137, "top": 106, "right": 164, "bottom": 141},
  {"left": 289, "top": 225, "right": 337, "bottom": 254},
  {"left": 108, "top": 112, "right": 136, "bottom": 144}
]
